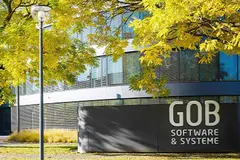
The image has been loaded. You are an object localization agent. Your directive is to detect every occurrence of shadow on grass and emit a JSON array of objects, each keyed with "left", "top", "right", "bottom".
[
  {"left": 0, "top": 145, "right": 77, "bottom": 151},
  {"left": 48, "top": 145, "right": 77, "bottom": 151},
  {"left": 94, "top": 153, "right": 240, "bottom": 159},
  {"left": 0, "top": 146, "right": 39, "bottom": 149}
]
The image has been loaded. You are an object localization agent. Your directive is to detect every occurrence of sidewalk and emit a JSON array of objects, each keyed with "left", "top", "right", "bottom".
[
  {"left": 0, "top": 136, "right": 8, "bottom": 146},
  {"left": 0, "top": 142, "right": 240, "bottom": 160},
  {"left": 0, "top": 136, "right": 8, "bottom": 140}
]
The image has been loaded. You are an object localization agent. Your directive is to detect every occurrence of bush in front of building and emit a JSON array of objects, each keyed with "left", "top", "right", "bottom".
[{"left": 7, "top": 129, "right": 77, "bottom": 143}]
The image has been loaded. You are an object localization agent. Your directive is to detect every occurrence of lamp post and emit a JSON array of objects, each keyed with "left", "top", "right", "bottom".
[
  {"left": 17, "top": 86, "right": 20, "bottom": 133},
  {"left": 31, "top": 5, "right": 51, "bottom": 160}
]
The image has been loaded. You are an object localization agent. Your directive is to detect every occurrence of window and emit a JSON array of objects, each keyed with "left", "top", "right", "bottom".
[
  {"left": 199, "top": 54, "right": 218, "bottom": 81},
  {"left": 102, "top": 57, "right": 107, "bottom": 86},
  {"left": 180, "top": 50, "right": 199, "bottom": 82},
  {"left": 108, "top": 99, "right": 123, "bottom": 106},
  {"left": 91, "top": 58, "right": 102, "bottom": 87},
  {"left": 122, "top": 13, "right": 135, "bottom": 39},
  {"left": 159, "top": 98, "right": 172, "bottom": 104},
  {"left": 238, "top": 56, "right": 240, "bottom": 80},
  {"left": 123, "top": 52, "right": 140, "bottom": 84},
  {"left": 200, "top": 96, "right": 219, "bottom": 103},
  {"left": 76, "top": 66, "right": 91, "bottom": 88},
  {"left": 44, "top": 82, "right": 64, "bottom": 93},
  {"left": 80, "top": 27, "right": 94, "bottom": 43},
  {"left": 141, "top": 98, "right": 159, "bottom": 105},
  {"left": 220, "top": 96, "right": 238, "bottom": 103},
  {"left": 107, "top": 56, "right": 123, "bottom": 85},
  {"left": 139, "top": 12, "right": 149, "bottom": 20},
  {"left": 160, "top": 52, "right": 180, "bottom": 82},
  {"left": 177, "top": 97, "right": 200, "bottom": 104},
  {"left": 124, "top": 99, "right": 140, "bottom": 105},
  {"left": 122, "top": 12, "right": 147, "bottom": 39},
  {"left": 83, "top": 101, "right": 92, "bottom": 106},
  {"left": 92, "top": 101, "right": 105, "bottom": 106},
  {"left": 25, "top": 77, "right": 39, "bottom": 95},
  {"left": 110, "top": 14, "right": 122, "bottom": 37},
  {"left": 219, "top": 51, "right": 237, "bottom": 81}
]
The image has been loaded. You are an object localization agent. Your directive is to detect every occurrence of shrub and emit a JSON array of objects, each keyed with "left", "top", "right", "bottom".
[{"left": 7, "top": 129, "right": 77, "bottom": 143}]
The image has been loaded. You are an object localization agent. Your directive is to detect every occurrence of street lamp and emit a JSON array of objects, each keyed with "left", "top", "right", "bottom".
[{"left": 31, "top": 5, "right": 51, "bottom": 160}]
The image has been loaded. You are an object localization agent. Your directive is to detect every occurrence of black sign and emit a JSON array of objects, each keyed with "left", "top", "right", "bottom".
[
  {"left": 78, "top": 101, "right": 240, "bottom": 152},
  {"left": 159, "top": 101, "right": 239, "bottom": 152}
]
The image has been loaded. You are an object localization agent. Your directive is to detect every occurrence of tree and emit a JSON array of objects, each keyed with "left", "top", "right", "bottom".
[
  {"left": 130, "top": 0, "right": 240, "bottom": 96},
  {"left": 0, "top": 0, "right": 97, "bottom": 104},
  {"left": 51, "top": 0, "right": 240, "bottom": 97},
  {"left": 131, "top": 0, "right": 240, "bottom": 96},
  {"left": 0, "top": 0, "right": 239, "bottom": 104}
]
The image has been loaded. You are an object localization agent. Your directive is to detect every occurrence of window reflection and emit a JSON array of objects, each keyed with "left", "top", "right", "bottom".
[
  {"left": 219, "top": 51, "right": 237, "bottom": 81},
  {"left": 122, "top": 12, "right": 148, "bottom": 39},
  {"left": 76, "top": 66, "right": 91, "bottom": 88},
  {"left": 124, "top": 99, "right": 141, "bottom": 105},
  {"left": 20, "top": 51, "right": 240, "bottom": 95},
  {"left": 91, "top": 58, "right": 103, "bottom": 87},
  {"left": 102, "top": 57, "right": 107, "bottom": 86},
  {"left": 238, "top": 56, "right": 240, "bottom": 80},
  {"left": 122, "top": 13, "right": 137, "bottom": 39},
  {"left": 199, "top": 54, "right": 218, "bottom": 81},
  {"left": 110, "top": 14, "right": 122, "bottom": 37},
  {"left": 140, "top": 98, "right": 159, "bottom": 105},
  {"left": 25, "top": 77, "right": 39, "bottom": 94},
  {"left": 160, "top": 52, "right": 180, "bottom": 82},
  {"left": 123, "top": 52, "right": 140, "bottom": 84},
  {"left": 220, "top": 96, "right": 238, "bottom": 103},
  {"left": 107, "top": 56, "right": 123, "bottom": 85},
  {"left": 180, "top": 50, "right": 199, "bottom": 82},
  {"left": 80, "top": 27, "right": 94, "bottom": 43}
]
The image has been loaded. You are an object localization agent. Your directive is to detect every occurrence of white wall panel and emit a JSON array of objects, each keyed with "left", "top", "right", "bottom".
[{"left": 19, "top": 85, "right": 150, "bottom": 106}]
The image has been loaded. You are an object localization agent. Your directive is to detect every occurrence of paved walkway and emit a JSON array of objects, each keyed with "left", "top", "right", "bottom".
[
  {"left": 0, "top": 154, "right": 97, "bottom": 160},
  {"left": 0, "top": 136, "right": 8, "bottom": 146},
  {"left": 0, "top": 142, "right": 240, "bottom": 160},
  {"left": 0, "top": 153, "right": 240, "bottom": 160},
  {"left": 0, "top": 136, "right": 8, "bottom": 140}
]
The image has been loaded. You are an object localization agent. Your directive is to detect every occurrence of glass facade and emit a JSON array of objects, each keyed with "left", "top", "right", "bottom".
[
  {"left": 199, "top": 55, "right": 218, "bottom": 81},
  {"left": 122, "top": 12, "right": 146, "bottom": 39},
  {"left": 25, "top": 77, "right": 39, "bottom": 95},
  {"left": 18, "top": 52, "right": 240, "bottom": 95},
  {"left": 75, "top": 66, "right": 91, "bottom": 89},
  {"left": 180, "top": 50, "right": 199, "bottom": 82},
  {"left": 50, "top": 96, "right": 240, "bottom": 107},
  {"left": 110, "top": 14, "right": 122, "bottom": 37},
  {"left": 159, "top": 52, "right": 179, "bottom": 82},
  {"left": 219, "top": 51, "right": 238, "bottom": 81},
  {"left": 77, "top": 12, "right": 148, "bottom": 41},
  {"left": 160, "top": 51, "right": 240, "bottom": 83},
  {"left": 123, "top": 53, "right": 140, "bottom": 84},
  {"left": 220, "top": 96, "right": 238, "bottom": 103},
  {"left": 91, "top": 57, "right": 107, "bottom": 87},
  {"left": 239, "top": 56, "right": 240, "bottom": 80},
  {"left": 79, "top": 27, "right": 94, "bottom": 43},
  {"left": 107, "top": 56, "right": 123, "bottom": 85}
]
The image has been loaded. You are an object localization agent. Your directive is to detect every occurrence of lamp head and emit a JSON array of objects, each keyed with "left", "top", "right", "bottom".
[{"left": 31, "top": 5, "right": 52, "bottom": 22}]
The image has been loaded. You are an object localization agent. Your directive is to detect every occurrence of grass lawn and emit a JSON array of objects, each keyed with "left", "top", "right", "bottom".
[{"left": 0, "top": 143, "right": 240, "bottom": 160}]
